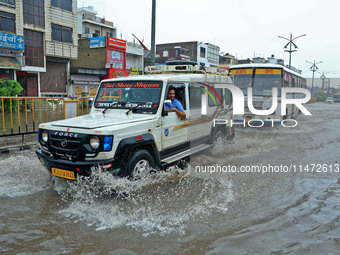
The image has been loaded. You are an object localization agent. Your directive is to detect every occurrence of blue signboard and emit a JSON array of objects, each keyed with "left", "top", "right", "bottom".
[
  {"left": 0, "top": 32, "right": 25, "bottom": 51},
  {"left": 90, "top": 37, "right": 106, "bottom": 48},
  {"left": 0, "top": 0, "right": 16, "bottom": 8}
]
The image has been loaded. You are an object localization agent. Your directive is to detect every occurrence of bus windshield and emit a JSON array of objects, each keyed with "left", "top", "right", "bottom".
[
  {"left": 253, "top": 68, "right": 282, "bottom": 96},
  {"left": 229, "top": 68, "right": 252, "bottom": 95},
  {"left": 94, "top": 81, "right": 163, "bottom": 114}
]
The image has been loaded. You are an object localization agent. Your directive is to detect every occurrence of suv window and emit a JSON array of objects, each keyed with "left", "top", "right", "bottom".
[
  {"left": 189, "top": 84, "right": 203, "bottom": 109},
  {"left": 208, "top": 88, "right": 223, "bottom": 107},
  {"left": 166, "top": 84, "right": 186, "bottom": 110}
]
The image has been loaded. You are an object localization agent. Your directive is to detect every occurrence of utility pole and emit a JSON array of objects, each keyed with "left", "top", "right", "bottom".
[
  {"left": 278, "top": 33, "right": 306, "bottom": 69},
  {"left": 150, "top": 0, "right": 156, "bottom": 66},
  {"left": 306, "top": 60, "right": 322, "bottom": 97}
]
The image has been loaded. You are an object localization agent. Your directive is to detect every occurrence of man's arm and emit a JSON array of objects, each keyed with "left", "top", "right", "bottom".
[{"left": 172, "top": 107, "right": 186, "bottom": 119}]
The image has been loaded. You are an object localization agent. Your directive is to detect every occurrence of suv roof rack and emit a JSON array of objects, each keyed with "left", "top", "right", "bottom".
[{"left": 144, "top": 64, "right": 228, "bottom": 76}]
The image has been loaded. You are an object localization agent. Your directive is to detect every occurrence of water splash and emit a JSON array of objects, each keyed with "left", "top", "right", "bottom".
[
  {"left": 0, "top": 152, "right": 51, "bottom": 197},
  {"left": 57, "top": 166, "right": 233, "bottom": 236}
]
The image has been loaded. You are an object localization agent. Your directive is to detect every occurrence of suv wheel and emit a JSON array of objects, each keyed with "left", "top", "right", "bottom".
[
  {"left": 123, "top": 149, "right": 155, "bottom": 180},
  {"left": 213, "top": 128, "right": 226, "bottom": 145}
]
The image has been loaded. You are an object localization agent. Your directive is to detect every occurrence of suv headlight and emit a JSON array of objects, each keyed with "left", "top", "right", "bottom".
[
  {"left": 90, "top": 136, "right": 100, "bottom": 149},
  {"left": 42, "top": 131, "right": 48, "bottom": 142}
]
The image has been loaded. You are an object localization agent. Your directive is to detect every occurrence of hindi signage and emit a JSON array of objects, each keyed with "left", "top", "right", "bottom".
[{"left": 0, "top": 32, "right": 25, "bottom": 51}]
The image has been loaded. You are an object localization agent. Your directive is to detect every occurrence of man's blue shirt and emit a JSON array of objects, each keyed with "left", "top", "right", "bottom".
[{"left": 171, "top": 98, "right": 184, "bottom": 112}]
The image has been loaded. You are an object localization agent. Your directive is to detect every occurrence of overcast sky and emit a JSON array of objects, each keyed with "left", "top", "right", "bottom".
[{"left": 78, "top": 0, "right": 340, "bottom": 85}]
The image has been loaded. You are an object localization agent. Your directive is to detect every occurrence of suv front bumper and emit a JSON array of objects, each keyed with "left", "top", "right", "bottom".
[{"left": 36, "top": 149, "right": 121, "bottom": 179}]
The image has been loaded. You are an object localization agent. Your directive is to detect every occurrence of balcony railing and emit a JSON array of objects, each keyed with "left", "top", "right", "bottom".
[{"left": 45, "top": 41, "right": 77, "bottom": 59}]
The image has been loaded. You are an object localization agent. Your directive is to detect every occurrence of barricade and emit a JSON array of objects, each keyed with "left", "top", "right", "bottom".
[
  {"left": 76, "top": 96, "right": 95, "bottom": 116},
  {"left": 0, "top": 96, "right": 95, "bottom": 139}
]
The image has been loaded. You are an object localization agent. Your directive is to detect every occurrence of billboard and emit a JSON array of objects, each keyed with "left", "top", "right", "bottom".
[
  {"left": 107, "top": 50, "right": 125, "bottom": 71},
  {"left": 107, "top": 37, "right": 126, "bottom": 51},
  {"left": 90, "top": 37, "right": 105, "bottom": 48}
]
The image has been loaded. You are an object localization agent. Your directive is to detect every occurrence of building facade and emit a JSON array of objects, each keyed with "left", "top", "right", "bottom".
[
  {"left": 70, "top": 37, "right": 144, "bottom": 97},
  {"left": 77, "top": 6, "right": 117, "bottom": 39},
  {"left": 218, "top": 53, "right": 238, "bottom": 69},
  {"left": 0, "top": 0, "right": 78, "bottom": 96}
]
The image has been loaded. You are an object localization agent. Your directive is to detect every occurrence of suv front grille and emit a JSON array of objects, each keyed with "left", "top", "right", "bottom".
[
  {"left": 50, "top": 135, "right": 82, "bottom": 151},
  {"left": 48, "top": 132, "right": 89, "bottom": 159}
]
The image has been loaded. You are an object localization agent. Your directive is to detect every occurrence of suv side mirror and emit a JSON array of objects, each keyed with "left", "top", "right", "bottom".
[{"left": 164, "top": 100, "right": 172, "bottom": 112}]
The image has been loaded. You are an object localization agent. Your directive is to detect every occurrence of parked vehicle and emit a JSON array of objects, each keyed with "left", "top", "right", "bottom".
[
  {"left": 325, "top": 97, "right": 334, "bottom": 103},
  {"left": 334, "top": 94, "right": 340, "bottom": 103}
]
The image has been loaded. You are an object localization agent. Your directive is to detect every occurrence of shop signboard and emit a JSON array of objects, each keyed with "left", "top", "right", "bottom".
[{"left": 0, "top": 32, "right": 25, "bottom": 51}]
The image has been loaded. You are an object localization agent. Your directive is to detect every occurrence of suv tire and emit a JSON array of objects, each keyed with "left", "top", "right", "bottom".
[
  {"left": 123, "top": 149, "right": 155, "bottom": 180},
  {"left": 213, "top": 128, "right": 226, "bottom": 145}
]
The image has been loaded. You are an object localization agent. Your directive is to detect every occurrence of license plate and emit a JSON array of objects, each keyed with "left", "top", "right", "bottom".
[{"left": 51, "top": 168, "right": 75, "bottom": 180}]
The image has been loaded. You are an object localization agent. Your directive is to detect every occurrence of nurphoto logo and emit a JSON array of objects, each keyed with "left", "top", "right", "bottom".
[{"left": 201, "top": 84, "right": 312, "bottom": 128}]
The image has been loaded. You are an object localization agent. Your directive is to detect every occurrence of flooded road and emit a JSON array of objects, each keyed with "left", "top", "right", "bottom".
[{"left": 0, "top": 102, "right": 339, "bottom": 255}]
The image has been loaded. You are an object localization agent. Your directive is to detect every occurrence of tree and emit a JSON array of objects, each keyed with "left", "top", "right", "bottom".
[
  {"left": 0, "top": 78, "right": 23, "bottom": 113},
  {"left": 314, "top": 91, "right": 327, "bottom": 102}
]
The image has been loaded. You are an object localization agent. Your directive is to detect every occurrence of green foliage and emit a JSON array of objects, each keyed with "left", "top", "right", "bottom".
[
  {"left": 314, "top": 91, "right": 328, "bottom": 102},
  {"left": 0, "top": 78, "right": 23, "bottom": 113}
]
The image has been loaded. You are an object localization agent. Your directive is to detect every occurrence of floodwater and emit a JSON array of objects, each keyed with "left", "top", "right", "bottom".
[{"left": 0, "top": 102, "right": 339, "bottom": 255}]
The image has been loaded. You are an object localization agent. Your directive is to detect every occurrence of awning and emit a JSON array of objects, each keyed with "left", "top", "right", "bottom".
[{"left": 0, "top": 57, "right": 21, "bottom": 69}]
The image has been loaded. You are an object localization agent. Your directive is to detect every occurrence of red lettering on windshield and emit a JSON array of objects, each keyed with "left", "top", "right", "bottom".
[{"left": 103, "top": 82, "right": 160, "bottom": 88}]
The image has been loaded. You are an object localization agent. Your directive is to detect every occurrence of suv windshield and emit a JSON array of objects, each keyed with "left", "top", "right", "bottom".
[{"left": 95, "top": 81, "right": 163, "bottom": 114}]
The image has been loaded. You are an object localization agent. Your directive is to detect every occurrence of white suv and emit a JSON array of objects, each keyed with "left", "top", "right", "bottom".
[{"left": 36, "top": 65, "right": 234, "bottom": 180}]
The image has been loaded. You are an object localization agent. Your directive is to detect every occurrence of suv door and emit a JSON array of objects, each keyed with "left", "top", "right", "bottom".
[{"left": 161, "top": 84, "right": 189, "bottom": 151}]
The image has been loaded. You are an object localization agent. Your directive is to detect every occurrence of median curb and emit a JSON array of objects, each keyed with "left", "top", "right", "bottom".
[{"left": 0, "top": 142, "right": 38, "bottom": 154}]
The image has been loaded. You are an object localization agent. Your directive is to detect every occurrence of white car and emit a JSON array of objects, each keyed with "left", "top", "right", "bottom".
[
  {"left": 325, "top": 97, "right": 334, "bottom": 103},
  {"left": 36, "top": 64, "right": 235, "bottom": 181}
]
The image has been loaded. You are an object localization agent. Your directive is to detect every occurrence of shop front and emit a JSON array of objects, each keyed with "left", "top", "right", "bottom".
[{"left": 0, "top": 32, "right": 24, "bottom": 86}]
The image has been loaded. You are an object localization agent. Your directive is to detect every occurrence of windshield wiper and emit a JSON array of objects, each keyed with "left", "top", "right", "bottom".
[
  {"left": 126, "top": 103, "right": 143, "bottom": 115},
  {"left": 102, "top": 102, "right": 126, "bottom": 114}
]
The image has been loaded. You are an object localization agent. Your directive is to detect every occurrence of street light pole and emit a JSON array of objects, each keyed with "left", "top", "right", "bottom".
[
  {"left": 278, "top": 33, "right": 306, "bottom": 69},
  {"left": 306, "top": 60, "right": 322, "bottom": 98},
  {"left": 150, "top": 0, "right": 156, "bottom": 66}
]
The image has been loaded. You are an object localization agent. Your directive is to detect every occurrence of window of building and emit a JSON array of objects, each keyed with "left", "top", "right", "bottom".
[
  {"left": 52, "top": 24, "right": 73, "bottom": 43},
  {"left": 175, "top": 49, "right": 180, "bottom": 57},
  {"left": 24, "top": 29, "right": 44, "bottom": 67},
  {"left": 0, "top": 11, "right": 15, "bottom": 33},
  {"left": 51, "top": 0, "right": 72, "bottom": 12},
  {"left": 23, "top": 0, "right": 45, "bottom": 27},
  {"left": 163, "top": 51, "right": 169, "bottom": 57},
  {"left": 200, "top": 47, "right": 206, "bottom": 58},
  {"left": 84, "top": 27, "right": 90, "bottom": 34},
  {"left": 94, "top": 29, "right": 100, "bottom": 37}
]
